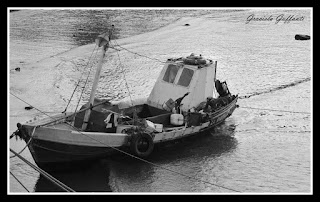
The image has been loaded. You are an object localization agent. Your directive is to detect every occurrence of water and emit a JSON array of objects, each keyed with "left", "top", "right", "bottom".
[{"left": 8, "top": 8, "right": 312, "bottom": 194}]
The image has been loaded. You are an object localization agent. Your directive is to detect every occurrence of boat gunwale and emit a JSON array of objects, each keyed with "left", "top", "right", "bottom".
[{"left": 152, "top": 95, "right": 238, "bottom": 143}]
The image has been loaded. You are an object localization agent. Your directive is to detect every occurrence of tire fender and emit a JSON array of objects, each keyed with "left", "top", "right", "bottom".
[{"left": 130, "top": 133, "right": 154, "bottom": 157}]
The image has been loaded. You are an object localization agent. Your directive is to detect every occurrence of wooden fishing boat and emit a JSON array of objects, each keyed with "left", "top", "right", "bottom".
[{"left": 14, "top": 30, "right": 238, "bottom": 171}]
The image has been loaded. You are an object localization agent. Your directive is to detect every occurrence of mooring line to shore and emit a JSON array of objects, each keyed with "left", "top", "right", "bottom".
[
  {"left": 10, "top": 149, "right": 76, "bottom": 192},
  {"left": 239, "top": 106, "right": 311, "bottom": 114},
  {"left": 238, "top": 77, "right": 311, "bottom": 100},
  {"left": 235, "top": 128, "right": 311, "bottom": 134},
  {"left": 10, "top": 93, "right": 64, "bottom": 123},
  {"left": 10, "top": 126, "right": 36, "bottom": 158},
  {"left": 9, "top": 92, "right": 241, "bottom": 193},
  {"left": 10, "top": 171, "right": 30, "bottom": 192}
]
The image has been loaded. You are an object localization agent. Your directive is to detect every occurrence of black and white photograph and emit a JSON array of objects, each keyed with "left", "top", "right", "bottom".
[{"left": 8, "top": 7, "right": 312, "bottom": 194}]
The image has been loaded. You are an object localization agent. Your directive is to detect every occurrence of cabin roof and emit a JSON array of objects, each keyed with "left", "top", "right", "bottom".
[{"left": 166, "top": 55, "right": 215, "bottom": 68}]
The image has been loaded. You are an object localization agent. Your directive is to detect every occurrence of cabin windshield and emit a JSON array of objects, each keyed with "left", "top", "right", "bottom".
[
  {"left": 177, "top": 68, "right": 194, "bottom": 87},
  {"left": 163, "top": 64, "right": 179, "bottom": 83}
]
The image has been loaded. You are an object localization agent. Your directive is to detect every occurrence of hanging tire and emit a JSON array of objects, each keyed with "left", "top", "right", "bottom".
[{"left": 130, "top": 133, "right": 154, "bottom": 158}]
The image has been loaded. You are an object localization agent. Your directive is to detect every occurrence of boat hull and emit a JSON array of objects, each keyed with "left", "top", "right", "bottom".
[
  {"left": 27, "top": 138, "right": 122, "bottom": 171},
  {"left": 18, "top": 121, "right": 129, "bottom": 171},
  {"left": 19, "top": 96, "right": 238, "bottom": 171}
]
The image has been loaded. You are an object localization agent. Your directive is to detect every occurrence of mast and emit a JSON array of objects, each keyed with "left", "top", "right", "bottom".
[
  {"left": 81, "top": 28, "right": 113, "bottom": 130},
  {"left": 213, "top": 61, "right": 218, "bottom": 98}
]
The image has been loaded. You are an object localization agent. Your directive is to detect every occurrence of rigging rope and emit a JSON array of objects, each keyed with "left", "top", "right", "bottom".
[
  {"left": 62, "top": 44, "right": 98, "bottom": 113},
  {"left": 110, "top": 42, "right": 167, "bottom": 64},
  {"left": 10, "top": 149, "right": 76, "bottom": 192},
  {"left": 111, "top": 40, "right": 140, "bottom": 124},
  {"left": 73, "top": 47, "right": 100, "bottom": 115},
  {"left": 10, "top": 171, "right": 30, "bottom": 192},
  {"left": 9, "top": 92, "right": 241, "bottom": 193},
  {"left": 112, "top": 41, "right": 134, "bottom": 104}
]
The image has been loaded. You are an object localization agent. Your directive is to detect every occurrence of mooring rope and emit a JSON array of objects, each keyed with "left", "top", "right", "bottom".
[
  {"left": 10, "top": 129, "right": 19, "bottom": 139},
  {"left": 239, "top": 106, "right": 310, "bottom": 114},
  {"left": 235, "top": 128, "right": 311, "bottom": 133},
  {"left": 10, "top": 93, "right": 63, "bottom": 123},
  {"left": 10, "top": 171, "right": 30, "bottom": 192},
  {"left": 10, "top": 149, "right": 76, "bottom": 192},
  {"left": 9, "top": 92, "right": 241, "bottom": 193},
  {"left": 10, "top": 126, "right": 37, "bottom": 158},
  {"left": 238, "top": 77, "right": 311, "bottom": 100}
]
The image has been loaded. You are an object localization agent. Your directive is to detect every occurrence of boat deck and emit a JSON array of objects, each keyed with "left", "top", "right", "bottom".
[{"left": 24, "top": 112, "right": 77, "bottom": 129}]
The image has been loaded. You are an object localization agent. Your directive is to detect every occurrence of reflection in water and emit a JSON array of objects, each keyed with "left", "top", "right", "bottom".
[
  {"left": 34, "top": 161, "right": 111, "bottom": 192},
  {"left": 106, "top": 120, "right": 238, "bottom": 192}
]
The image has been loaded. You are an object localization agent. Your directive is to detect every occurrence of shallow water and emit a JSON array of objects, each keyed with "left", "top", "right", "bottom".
[{"left": 9, "top": 8, "right": 311, "bottom": 193}]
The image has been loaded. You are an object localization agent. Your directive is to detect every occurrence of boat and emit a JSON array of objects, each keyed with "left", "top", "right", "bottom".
[{"left": 13, "top": 29, "right": 238, "bottom": 171}]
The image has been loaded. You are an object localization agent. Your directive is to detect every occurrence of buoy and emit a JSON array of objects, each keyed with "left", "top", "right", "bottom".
[
  {"left": 295, "top": 34, "right": 310, "bottom": 40},
  {"left": 170, "top": 114, "right": 184, "bottom": 126},
  {"left": 15, "top": 67, "right": 20, "bottom": 72}
]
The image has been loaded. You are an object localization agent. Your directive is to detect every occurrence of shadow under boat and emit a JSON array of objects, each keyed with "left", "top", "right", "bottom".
[
  {"left": 34, "top": 160, "right": 111, "bottom": 192},
  {"left": 112, "top": 118, "right": 238, "bottom": 163}
]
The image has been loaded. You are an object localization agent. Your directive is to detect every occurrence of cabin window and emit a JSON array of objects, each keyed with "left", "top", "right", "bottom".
[
  {"left": 163, "top": 64, "right": 179, "bottom": 83},
  {"left": 177, "top": 68, "right": 194, "bottom": 87}
]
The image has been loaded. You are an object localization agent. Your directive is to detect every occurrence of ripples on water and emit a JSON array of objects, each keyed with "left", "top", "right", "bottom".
[{"left": 9, "top": 8, "right": 311, "bottom": 193}]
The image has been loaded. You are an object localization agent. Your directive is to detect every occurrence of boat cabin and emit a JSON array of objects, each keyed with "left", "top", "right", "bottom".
[{"left": 147, "top": 55, "right": 219, "bottom": 111}]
